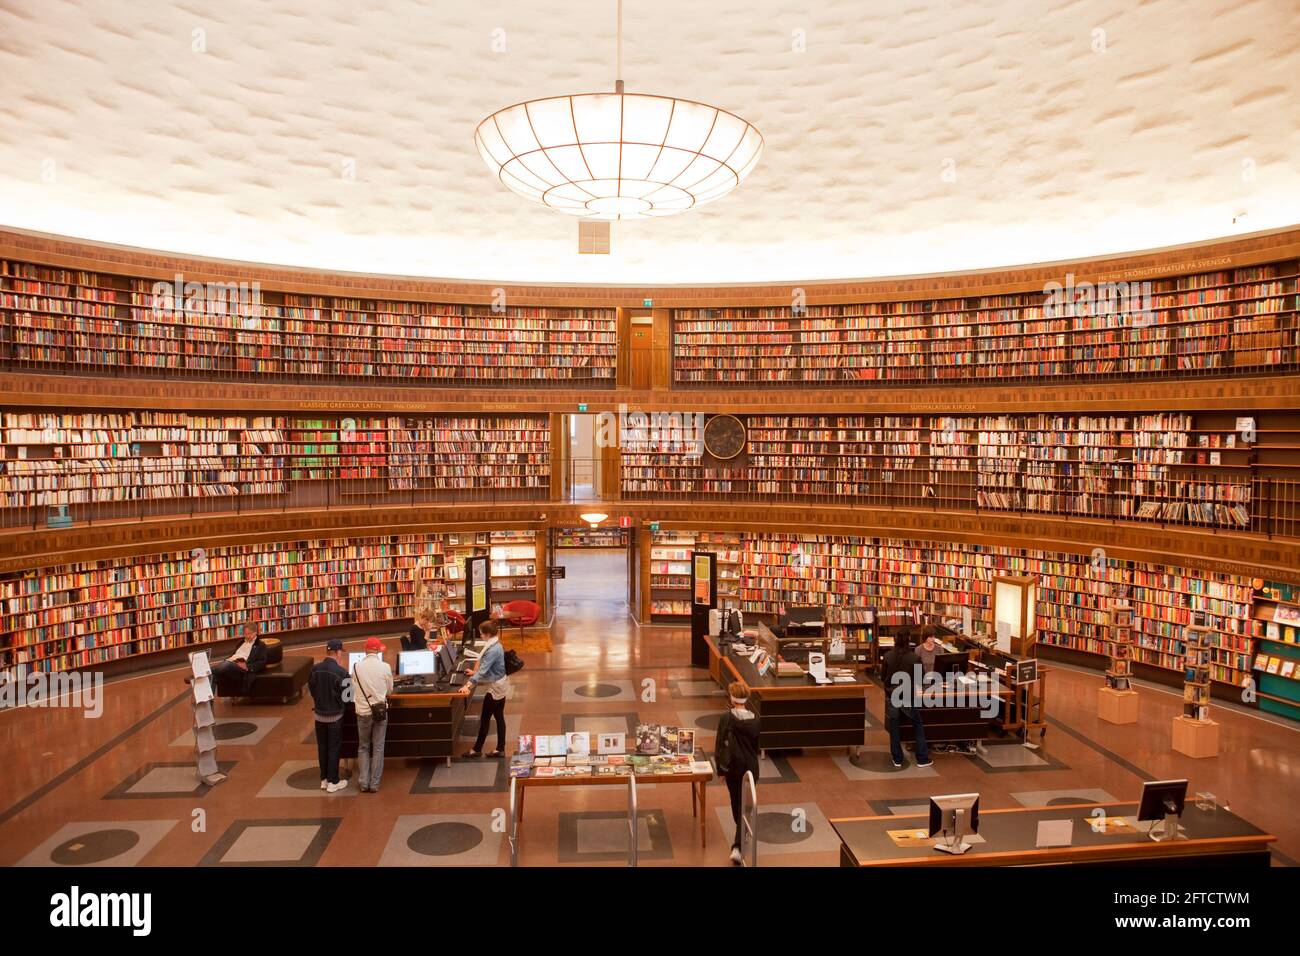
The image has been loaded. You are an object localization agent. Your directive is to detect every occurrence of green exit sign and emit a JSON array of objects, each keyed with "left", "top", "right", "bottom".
[
  {"left": 578, "top": 403, "right": 588, "bottom": 412},
  {"left": 643, "top": 299, "right": 653, "bottom": 307},
  {"left": 650, "top": 522, "right": 660, "bottom": 532}
]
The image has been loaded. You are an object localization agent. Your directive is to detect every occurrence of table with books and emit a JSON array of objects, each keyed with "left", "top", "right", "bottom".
[{"left": 510, "top": 725, "right": 716, "bottom": 848}]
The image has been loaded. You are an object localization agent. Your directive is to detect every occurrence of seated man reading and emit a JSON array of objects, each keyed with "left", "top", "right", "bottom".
[{"left": 208, "top": 623, "right": 269, "bottom": 695}]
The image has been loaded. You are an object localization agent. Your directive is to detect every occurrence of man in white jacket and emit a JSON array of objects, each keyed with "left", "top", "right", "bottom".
[{"left": 353, "top": 637, "right": 394, "bottom": 793}]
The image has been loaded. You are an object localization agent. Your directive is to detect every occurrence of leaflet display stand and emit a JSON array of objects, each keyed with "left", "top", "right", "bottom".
[
  {"left": 1099, "top": 601, "right": 1139, "bottom": 724},
  {"left": 189, "top": 651, "right": 226, "bottom": 785}
]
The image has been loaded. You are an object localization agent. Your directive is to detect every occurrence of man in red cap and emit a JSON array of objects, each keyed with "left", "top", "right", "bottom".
[{"left": 352, "top": 637, "right": 393, "bottom": 793}]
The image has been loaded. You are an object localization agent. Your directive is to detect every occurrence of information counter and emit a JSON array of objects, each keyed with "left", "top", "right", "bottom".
[
  {"left": 705, "top": 635, "right": 868, "bottom": 751},
  {"left": 830, "top": 801, "right": 1274, "bottom": 866}
]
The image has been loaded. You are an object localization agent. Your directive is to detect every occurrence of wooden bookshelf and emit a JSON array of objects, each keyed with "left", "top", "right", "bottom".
[
  {"left": 619, "top": 411, "right": 1297, "bottom": 537},
  {"left": 673, "top": 260, "right": 1299, "bottom": 387},
  {"left": 0, "top": 260, "right": 617, "bottom": 387},
  {"left": 0, "top": 530, "right": 538, "bottom": 679},
  {"left": 0, "top": 410, "right": 551, "bottom": 527},
  {"left": 634, "top": 530, "right": 1264, "bottom": 692}
]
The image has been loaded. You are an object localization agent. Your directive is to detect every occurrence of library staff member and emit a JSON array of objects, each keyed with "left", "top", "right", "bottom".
[
  {"left": 403, "top": 611, "right": 433, "bottom": 651},
  {"left": 917, "top": 627, "right": 942, "bottom": 674}
]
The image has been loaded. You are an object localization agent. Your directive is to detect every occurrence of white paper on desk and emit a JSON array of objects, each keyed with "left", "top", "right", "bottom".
[
  {"left": 962, "top": 606, "right": 973, "bottom": 635},
  {"left": 1036, "top": 819, "right": 1074, "bottom": 848}
]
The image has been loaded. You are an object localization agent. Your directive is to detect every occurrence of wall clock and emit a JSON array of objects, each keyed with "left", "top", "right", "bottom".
[{"left": 703, "top": 414, "right": 747, "bottom": 460}]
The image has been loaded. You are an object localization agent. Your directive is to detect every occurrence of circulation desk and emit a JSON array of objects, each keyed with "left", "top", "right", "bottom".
[
  {"left": 830, "top": 802, "right": 1274, "bottom": 866},
  {"left": 339, "top": 683, "right": 476, "bottom": 763},
  {"left": 705, "top": 636, "right": 868, "bottom": 751}
]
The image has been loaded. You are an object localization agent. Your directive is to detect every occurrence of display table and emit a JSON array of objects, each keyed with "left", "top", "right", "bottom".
[
  {"left": 705, "top": 635, "right": 868, "bottom": 751},
  {"left": 512, "top": 763, "right": 713, "bottom": 847},
  {"left": 830, "top": 801, "right": 1274, "bottom": 866}
]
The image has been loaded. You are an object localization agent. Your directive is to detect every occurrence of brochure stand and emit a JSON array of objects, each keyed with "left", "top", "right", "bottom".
[
  {"left": 1099, "top": 602, "right": 1139, "bottom": 724},
  {"left": 189, "top": 651, "right": 226, "bottom": 785}
]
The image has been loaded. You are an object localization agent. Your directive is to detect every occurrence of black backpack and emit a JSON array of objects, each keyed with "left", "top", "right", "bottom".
[{"left": 503, "top": 649, "right": 525, "bottom": 675}]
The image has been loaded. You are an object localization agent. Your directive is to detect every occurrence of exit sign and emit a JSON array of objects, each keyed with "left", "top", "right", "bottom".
[
  {"left": 578, "top": 403, "right": 588, "bottom": 412},
  {"left": 650, "top": 521, "right": 660, "bottom": 532},
  {"left": 642, "top": 298, "right": 653, "bottom": 307}
]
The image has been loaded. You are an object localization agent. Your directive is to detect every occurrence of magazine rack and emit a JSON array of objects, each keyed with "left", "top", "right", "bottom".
[{"left": 189, "top": 651, "right": 226, "bottom": 785}]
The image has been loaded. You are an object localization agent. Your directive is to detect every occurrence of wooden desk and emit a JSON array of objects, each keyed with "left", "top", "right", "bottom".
[
  {"left": 513, "top": 766, "right": 713, "bottom": 847},
  {"left": 707, "top": 636, "right": 868, "bottom": 751},
  {"left": 830, "top": 802, "right": 1274, "bottom": 867},
  {"left": 339, "top": 684, "right": 475, "bottom": 762}
]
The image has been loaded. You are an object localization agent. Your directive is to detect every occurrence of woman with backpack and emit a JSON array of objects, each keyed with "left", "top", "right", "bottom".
[
  {"left": 715, "top": 680, "right": 761, "bottom": 864},
  {"left": 460, "top": 620, "right": 518, "bottom": 758}
]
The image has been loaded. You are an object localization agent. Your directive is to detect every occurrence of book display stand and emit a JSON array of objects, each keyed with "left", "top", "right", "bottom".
[
  {"left": 189, "top": 651, "right": 226, "bottom": 785},
  {"left": 1098, "top": 601, "right": 1139, "bottom": 724},
  {"left": 1172, "top": 624, "right": 1220, "bottom": 758}
]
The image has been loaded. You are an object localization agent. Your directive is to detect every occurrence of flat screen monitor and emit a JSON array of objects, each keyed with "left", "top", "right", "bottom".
[
  {"left": 1137, "top": 779, "right": 1188, "bottom": 822},
  {"left": 438, "top": 642, "right": 457, "bottom": 678},
  {"left": 929, "top": 792, "right": 980, "bottom": 839},
  {"left": 347, "top": 652, "right": 368, "bottom": 672},
  {"left": 398, "top": 650, "right": 436, "bottom": 676}
]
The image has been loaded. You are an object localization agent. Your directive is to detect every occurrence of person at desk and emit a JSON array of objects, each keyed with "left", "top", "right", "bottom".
[
  {"left": 403, "top": 611, "right": 433, "bottom": 651},
  {"left": 916, "top": 626, "right": 942, "bottom": 674},
  {"left": 716, "top": 681, "right": 761, "bottom": 866},
  {"left": 204, "top": 622, "right": 268, "bottom": 694},
  {"left": 460, "top": 620, "right": 509, "bottom": 759},
  {"left": 882, "top": 633, "right": 933, "bottom": 770}
]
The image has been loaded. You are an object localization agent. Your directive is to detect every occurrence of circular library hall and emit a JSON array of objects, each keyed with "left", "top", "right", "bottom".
[{"left": 2, "top": 0, "right": 1299, "bottom": 927}]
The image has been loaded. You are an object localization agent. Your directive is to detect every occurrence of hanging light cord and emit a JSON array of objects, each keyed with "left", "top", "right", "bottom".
[{"left": 615, "top": 0, "right": 624, "bottom": 93}]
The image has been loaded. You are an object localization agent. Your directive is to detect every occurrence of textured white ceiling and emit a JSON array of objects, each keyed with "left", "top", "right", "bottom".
[{"left": 1, "top": 0, "right": 1298, "bottom": 284}]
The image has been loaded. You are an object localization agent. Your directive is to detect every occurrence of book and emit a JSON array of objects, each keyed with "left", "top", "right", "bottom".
[
  {"left": 516, "top": 735, "right": 535, "bottom": 755},
  {"left": 677, "top": 730, "right": 696, "bottom": 755},
  {"left": 565, "top": 731, "right": 590, "bottom": 757},
  {"left": 636, "top": 724, "right": 662, "bottom": 755}
]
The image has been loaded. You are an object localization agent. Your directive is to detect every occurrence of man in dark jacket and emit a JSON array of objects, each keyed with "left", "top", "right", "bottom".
[
  {"left": 882, "top": 633, "right": 933, "bottom": 769},
  {"left": 208, "top": 623, "right": 269, "bottom": 695},
  {"left": 716, "top": 680, "right": 761, "bottom": 865},
  {"left": 309, "top": 639, "right": 349, "bottom": 792}
]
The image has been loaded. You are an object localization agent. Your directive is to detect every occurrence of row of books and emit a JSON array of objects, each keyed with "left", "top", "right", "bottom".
[{"left": 663, "top": 530, "right": 1261, "bottom": 686}]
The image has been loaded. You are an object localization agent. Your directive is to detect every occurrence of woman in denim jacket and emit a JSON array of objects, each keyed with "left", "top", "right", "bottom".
[{"left": 461, "top": 620, "right": 510, "bottom": 757}]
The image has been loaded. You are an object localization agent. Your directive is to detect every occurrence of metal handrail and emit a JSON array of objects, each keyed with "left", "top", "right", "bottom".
[
  {"left": 740, "top": 770, "right": 758, "bottom": 867},
  {"left": 508, "top": 776, "right": 519, "bottom": 867},
  {"left": 627, "top": 774, "right": 638, "bottom": 867}
]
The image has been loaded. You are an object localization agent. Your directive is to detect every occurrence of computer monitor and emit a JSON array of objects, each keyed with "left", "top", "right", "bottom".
[
  {"left": 398, "top": 650, "right": 436, "bottom": 676},
  {"left": 437, "top": 642, "right": 457, "bottom": 680},
  {"left": 1137, "top": 779, "right": 1188, "bottom": 842},
  {"left": 929, "top": 792, "right": 980, "bottom": 855},
  {"left": 347, "top": 652, "right": 368, "bottom": 672}
]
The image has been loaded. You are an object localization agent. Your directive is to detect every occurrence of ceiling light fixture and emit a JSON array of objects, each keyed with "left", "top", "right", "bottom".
[
  {"left": 580, "top": 512, "right": 609, "bottom": 529},
  {"left": 473, "top": 0, "right": 763, "bottom": 221}
]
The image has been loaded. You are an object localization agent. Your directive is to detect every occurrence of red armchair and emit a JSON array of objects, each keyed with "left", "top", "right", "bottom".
[{"left": 499, "top": 600, "right": 541, "bottom": 637}]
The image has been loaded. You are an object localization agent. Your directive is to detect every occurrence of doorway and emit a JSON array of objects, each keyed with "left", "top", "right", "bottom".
[
  {"left": 559, "top": 413, "right": 618, "bottom": 502},
  {"left": 548, "top": 527, "right": 631, "bottom": 620}
]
